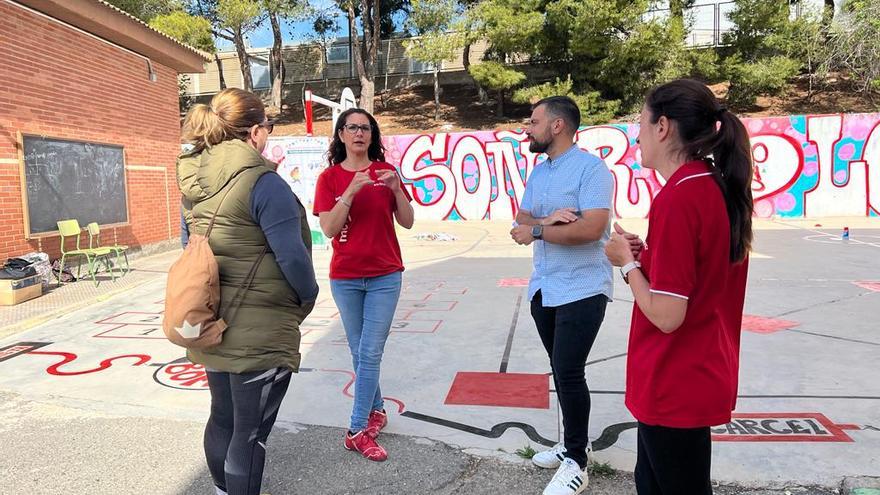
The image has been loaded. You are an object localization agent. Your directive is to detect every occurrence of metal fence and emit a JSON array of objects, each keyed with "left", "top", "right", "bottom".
[{"left": 643, "top": 1, "right": 737, "bottom": 47}]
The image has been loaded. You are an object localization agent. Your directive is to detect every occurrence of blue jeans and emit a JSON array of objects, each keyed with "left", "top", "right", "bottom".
[{"left": 330, "top": 271, "right": 402, "bottom": 431}]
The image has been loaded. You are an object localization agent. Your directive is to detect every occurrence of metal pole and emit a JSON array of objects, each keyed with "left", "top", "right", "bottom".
[
  {"left": 304, "top": 90, "right": 314, "bottom": 136},
  {"left": 714, "top": 3, "right": 720, "bottom": 47}
]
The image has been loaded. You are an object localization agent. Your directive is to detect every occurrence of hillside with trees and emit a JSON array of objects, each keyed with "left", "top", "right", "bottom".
[{"left": 111, "top": 0, "right": 880, "bottom": 134}]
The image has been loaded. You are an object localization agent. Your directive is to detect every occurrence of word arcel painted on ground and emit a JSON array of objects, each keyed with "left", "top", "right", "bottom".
[{"left": 712, "top": 413, "right": 859, "bottom": 442}]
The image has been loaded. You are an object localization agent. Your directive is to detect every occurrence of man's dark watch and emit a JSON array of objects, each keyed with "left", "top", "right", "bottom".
[{"left": 531, "top": 225, "right": 543, "bottom": 239}]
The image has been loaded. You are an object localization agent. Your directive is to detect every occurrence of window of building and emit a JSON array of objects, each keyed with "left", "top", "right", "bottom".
[
  {"left": 410, "top": 58, "right": 435, "bottom": 74},
  {"left": 250, "top": 56, "right": 271, "bottom": 89},
  {"left": 328, "top": 45, "right": 350, "bottom": 64}
]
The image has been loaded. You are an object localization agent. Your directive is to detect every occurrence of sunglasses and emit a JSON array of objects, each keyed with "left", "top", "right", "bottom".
[
  {"left": 257, "top": 120, "right": 275, "bottom": 134},
  {"left": 343, "top": 124, "right": 372, "bottom": 134}
]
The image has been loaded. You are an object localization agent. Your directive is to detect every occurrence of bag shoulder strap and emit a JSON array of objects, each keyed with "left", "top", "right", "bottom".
[
  {"left": 202, "top": 169, "right": 271, "bottom": 321},
  {"left": 204, "top": 174, "right": 245, "bottom": 240},
  {"left": 221, "top": 246, "right": 268, "bottom": 323}
]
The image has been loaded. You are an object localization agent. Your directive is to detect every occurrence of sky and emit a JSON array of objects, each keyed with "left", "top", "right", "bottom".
[
  {"left": 214, "top": 0, "right": 408, "bottom": 51},
  {"left": 215, "top": 0, "right": 831, "bottom": 52}
]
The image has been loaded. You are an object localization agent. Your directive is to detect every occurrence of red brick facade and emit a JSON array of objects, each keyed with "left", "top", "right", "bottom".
[{"left": 0, "top": 1, "right": 183, "bottom": 261}]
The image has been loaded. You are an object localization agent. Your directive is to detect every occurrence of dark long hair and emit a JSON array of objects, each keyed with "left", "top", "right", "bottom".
[
  {"left": 327, "top": 108, "right": 386, "bottom": 166},
  {"left": 645, "top": 79, "right": 753, "bottom": 263}
]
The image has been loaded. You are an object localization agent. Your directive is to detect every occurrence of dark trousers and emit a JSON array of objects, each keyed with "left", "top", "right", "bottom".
[
  {"left": 530, "top": 290, "right": 607, "bottom": 468},
  {"left": 635, "top": 422, "right": 713, "bottom": 495},
  {"left": 204, "top": 367, "right": 292, "bottom": 495}
]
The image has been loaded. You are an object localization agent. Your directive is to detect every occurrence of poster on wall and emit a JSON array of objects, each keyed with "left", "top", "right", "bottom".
[{"left": 264, "top": 136, "right": 330, "bottom": 230}]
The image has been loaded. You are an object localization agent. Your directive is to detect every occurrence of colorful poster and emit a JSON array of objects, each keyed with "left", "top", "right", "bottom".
[{"left": 265, "top": 136, "right": 330, "bottom": 229}]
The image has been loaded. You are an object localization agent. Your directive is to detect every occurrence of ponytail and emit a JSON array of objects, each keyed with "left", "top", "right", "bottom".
[
  {"left": 181, "top": 88, "right": 266, "bottom": 154},
  {"left": 712, "top": 110, "right": 754, "bottom": 263},
  {"left": 645, "top": 79, "right": 754, "bottom": 263},
  {"left": 182, "top": 103, "right": 225, "bottom": 153}
]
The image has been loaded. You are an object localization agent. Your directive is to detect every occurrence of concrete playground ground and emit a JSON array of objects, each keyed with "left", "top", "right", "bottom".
[{"left": 0, "top": 218, "right": 878, "bottom": 495}]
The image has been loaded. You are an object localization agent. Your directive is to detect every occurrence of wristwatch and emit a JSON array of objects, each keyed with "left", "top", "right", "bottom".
[
  {"left": 531, "top": 225, "right": 543, "bottom": 240},
  {"left": 620, "top": 261, "right": 641, "bottom": 284}
]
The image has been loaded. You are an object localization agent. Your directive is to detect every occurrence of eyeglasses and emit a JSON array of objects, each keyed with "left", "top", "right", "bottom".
[
  {"left": 343, "top": 124, "right": 372, "bottom": 134},
  {"left": 258, "top": 120, "right": 274, "bottom": 134}
]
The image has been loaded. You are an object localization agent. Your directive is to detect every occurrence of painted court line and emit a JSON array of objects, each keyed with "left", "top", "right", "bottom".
[{"left": 499, "top": 292, "right": 523, "bottom": 373}]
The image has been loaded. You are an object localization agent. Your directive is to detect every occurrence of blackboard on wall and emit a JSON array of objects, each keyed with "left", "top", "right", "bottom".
[{"left": 19, "top": 134, "right": 129, "bottom": 237}]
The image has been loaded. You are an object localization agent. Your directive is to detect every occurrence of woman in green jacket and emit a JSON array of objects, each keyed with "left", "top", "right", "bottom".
[{"left": 178, "top": 88, "right": 318, "bottom": 495}]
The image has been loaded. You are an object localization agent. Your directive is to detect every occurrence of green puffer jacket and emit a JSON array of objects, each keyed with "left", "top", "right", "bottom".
[{"left": 177, "top": 139, "right": 313, "bottom": 373}]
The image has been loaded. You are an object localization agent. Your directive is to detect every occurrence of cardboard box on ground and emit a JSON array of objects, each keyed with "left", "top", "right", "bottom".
[{"left": 0, "top": 276, "right": 42, "bottom": 305}]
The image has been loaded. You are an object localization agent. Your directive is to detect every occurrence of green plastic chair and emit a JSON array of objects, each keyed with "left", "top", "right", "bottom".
[
  {"left": 310, "top": 229, "right": 328, "bottom": 250},
  {"left": 56, "top": 219, "right": 115, "bottom": 286},
  {"left": 87, "top": 222, "right": 129, "bottom": 275}
]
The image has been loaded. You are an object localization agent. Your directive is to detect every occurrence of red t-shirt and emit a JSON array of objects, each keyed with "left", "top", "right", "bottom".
[
  {"left": 626, "top": 161, "right": 749, "bottom": 428},
  {"left": 313, "top": 161, "right": 411, "bottom": 279}
]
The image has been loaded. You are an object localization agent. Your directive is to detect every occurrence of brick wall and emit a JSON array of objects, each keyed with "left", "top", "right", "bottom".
[{"left": 0, "top": 1, "right": 182, "bottom": 261}]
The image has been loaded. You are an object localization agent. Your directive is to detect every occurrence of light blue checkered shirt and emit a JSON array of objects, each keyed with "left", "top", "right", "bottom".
[{"left": 520, "top": 145, "right": 614, "bottom": 307}]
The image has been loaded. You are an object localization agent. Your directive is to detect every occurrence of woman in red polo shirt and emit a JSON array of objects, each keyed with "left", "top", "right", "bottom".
[
  {"left": 313, "top": 108, "right": 414, "bottom": 462},
  {"left": 605, "top": 79, "right": 753, "bottom": 494}
]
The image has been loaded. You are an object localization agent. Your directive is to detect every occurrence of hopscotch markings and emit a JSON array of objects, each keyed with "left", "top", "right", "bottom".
[
  {"left": 94, "top": 324, "right": 165, "bottom": 340},
  {"left": 95, "top": 311, "right": 163, "bottom": 326}
]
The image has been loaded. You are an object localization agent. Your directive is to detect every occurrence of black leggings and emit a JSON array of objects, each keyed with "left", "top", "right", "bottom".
[
  {"left": 205, "top": 367, "right": 292, "bottom": 495},
  {"left": 635, "top": 422, "right": 713, "bottom": 495}
]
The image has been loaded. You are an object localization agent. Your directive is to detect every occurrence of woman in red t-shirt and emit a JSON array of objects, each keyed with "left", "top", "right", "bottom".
[
  {"left": 605, "top": 79, "right": 754, "bottom": 494},
  {"left": 313, "top": 108, "right": 414, "bottom": 462}
]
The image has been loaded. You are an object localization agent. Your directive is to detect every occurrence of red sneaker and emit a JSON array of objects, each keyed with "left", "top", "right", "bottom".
[
  {"left": 365, "top": 409, "right": 388, "bottom": 438},
  {"left": 344, "top": 430, "right": 388, "bottom": 461}
]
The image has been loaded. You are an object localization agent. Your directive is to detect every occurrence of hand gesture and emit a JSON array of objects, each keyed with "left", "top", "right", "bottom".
[
  {"left": 542, "top": 208, "right": 579, "bottom": 226},
  {"left": 376, "top": 169, "right": 401, "bottom": 193},
  {"left": 510, "top": 225, "right": 535, "bottom": 246},
  {"left": 613, "top": 222, "right": 644, "bottom": 261},
  {"left": 344, "top": 171, "right": 373, "bottom": 200},
  {"left": 605, "top": 222, "right": 638, "bottom": 267}
]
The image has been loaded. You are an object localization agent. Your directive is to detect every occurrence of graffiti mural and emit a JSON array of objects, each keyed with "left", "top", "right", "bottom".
[{"left": 268, "top": 113, "right": 880, "bottom": 220}]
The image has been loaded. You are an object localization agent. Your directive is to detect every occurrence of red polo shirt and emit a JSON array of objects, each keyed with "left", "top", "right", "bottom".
[
  {"left": 313, "top": 162, "right": 411, "bottom": 280},
  {"left": 626, "top": 161, "right": 749, "bottom": 428}
]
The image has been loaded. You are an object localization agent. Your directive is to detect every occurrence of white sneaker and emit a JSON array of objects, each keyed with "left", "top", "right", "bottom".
[
  {"left": 532, "top": 442, "right": 567, "bottom": 469},
  {"left": 542, "top": 458, "right": 588, "bottom": 495}
]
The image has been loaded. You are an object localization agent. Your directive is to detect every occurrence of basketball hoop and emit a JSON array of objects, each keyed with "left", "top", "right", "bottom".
[{"left": 303, "top": 87, "right": 358, "bottom": 136}]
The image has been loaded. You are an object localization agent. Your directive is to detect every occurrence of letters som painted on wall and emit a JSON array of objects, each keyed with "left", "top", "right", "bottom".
[{"left": 269, "top": 113, "right": 880, "bottom": 220}]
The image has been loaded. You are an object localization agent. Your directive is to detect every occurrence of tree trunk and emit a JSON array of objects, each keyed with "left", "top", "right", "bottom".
[
  {"left": 360, "top": 78, "right": 375, "bottom": 114},
  {"left": 669, "top": 0, "right": 685, "bottom": 21},
  {"left": 347, "top": 3, "right": 370, "bottom": 112},
  {"left": 214, "top": 53, "right": 227, "bottom": 90},
  {"left": 433, "top": 67, "right": 440, "bottom": 120},
  {"left": 463, "top": 40, "right": 486, "bottom": 103},
  {"left": 234, "top": 27, "right": 254, "bottom": 92},
  {"left": 348, "top": 0, "right": 379, "bottom": 113},
  {"left": 821, "top": 0, "right": 835, "bottom": 31},
  {"left": 366, "top": 0, "right": 380, "bottom": 112},
  {"left": 269, "top": 12, "right": 284, "bottom": 111}
]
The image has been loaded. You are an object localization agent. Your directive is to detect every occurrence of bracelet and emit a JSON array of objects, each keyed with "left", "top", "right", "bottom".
[
  {"left": 620, "top": 261, "right": 641, "bottom": 284},
  {"left": 339, "top": 197, "right": 352, "bottom": 208}
]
